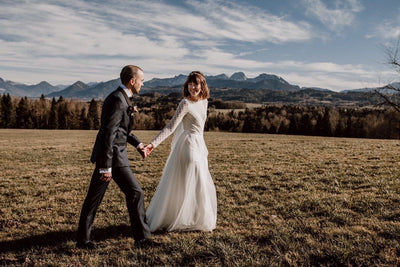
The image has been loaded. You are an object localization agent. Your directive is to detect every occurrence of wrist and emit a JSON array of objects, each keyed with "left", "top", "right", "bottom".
[{"left": 137, "top": 143, "right": 144, "bottom": 149}]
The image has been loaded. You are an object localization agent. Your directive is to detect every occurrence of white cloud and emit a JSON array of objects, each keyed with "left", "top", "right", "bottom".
[
  {"left": 0, "top": 1, "right": 189, "bottom": 58},
  {"left": 302, "top": 0, "right": 363, "bottom": 32},
  {"left": 372, "top": 20, "right": 400, "bottom": 40},
  {"left": 367, "top": 6, "right": 400, "bottom": 40},
  {"left": 97, "top": 0, "right": 313, "bottom": 44},
  {"left": 0, "top": 1, "right": 193, "bottom": 83},
  {"left": 0, "top": 0, "right": 389, "bottom": 92},
  {"left": 0, "top": 0, "right": 315, "bottom": 84},
  {"left": 186, "top": 0, "right": 312, "bottom": 43}
]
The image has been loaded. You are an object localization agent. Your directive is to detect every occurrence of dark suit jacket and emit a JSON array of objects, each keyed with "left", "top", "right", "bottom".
[{"left": 90, "top": 87, "right": 141, "bottom": 168}]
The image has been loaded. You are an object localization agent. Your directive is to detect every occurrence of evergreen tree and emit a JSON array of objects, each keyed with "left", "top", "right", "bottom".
[
  {"left": 37, "top": 94, "right": 49, "bottom": 128},
  {"left": 1, "top": 93, "right": 14, "bottom": 128},
  {"left": 57, "top": 101, "right": 69, "bottom": 129},
  {"left": 16, "top": 97, "right": 31, "bottom": 128},
  {"left": 69, "top": 106, "right": 82, "bottom": 129},
  {"left": 88, "top": 99, "right": 100, "bottom": 129},
  {"left": 48, "top": 97, "right": 58, "bottom": 129}
]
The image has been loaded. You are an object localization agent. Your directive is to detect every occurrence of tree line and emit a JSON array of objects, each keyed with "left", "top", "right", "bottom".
[
  {"left": 1, "top": 93, "right": 399, "bottom": 139},
  {"left": 0, "top": 94, "right": 100, "bottom": 130},
  {"left": 206, "top": 105, "right": 400, "bottom": 139}
]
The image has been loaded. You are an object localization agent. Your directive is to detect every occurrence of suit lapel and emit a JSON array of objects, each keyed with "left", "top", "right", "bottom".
[{"left": 117, "top": 87, "right": 135, "bottom": 131}]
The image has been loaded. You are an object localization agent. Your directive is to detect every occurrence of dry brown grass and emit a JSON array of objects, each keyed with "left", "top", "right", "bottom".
[{"left": 1, "top": 129, "right": 400, "bottom": 266}]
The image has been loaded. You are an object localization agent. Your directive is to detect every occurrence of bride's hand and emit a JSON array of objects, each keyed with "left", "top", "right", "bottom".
[{"left": 144, "top": 144, "right": 154, "bottom": 157}]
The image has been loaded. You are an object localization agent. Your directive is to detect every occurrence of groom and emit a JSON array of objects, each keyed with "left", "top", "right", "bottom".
[{"left": 77, "top": 65, "right": 154, "bottom": 249}]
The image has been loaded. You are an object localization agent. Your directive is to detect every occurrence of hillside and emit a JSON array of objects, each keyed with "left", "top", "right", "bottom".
[
  {"left": 0, "top": 73, "right": 394, "bottom": 107},
  {"left": 141, "top": 87, "right": 381, "bottom": 107},
  {"left": 47, "top": 81, "right": 89, "bottom": 98},
  {"left": 0, "top": 78, "right": 60, "bottom": 97}
]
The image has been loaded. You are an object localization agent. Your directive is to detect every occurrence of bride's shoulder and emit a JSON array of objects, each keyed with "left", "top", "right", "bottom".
[
  {"left": 180, "top": 98, "right": 190, "bottom": 105},
  {"left": 177, "top": 98, "right": 190, "bottom": 110}
]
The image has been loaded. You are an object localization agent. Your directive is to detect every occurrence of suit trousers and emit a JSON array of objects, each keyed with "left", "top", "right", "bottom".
[{"left": 77, "top": 166, "right": 151, "bottom": 242}]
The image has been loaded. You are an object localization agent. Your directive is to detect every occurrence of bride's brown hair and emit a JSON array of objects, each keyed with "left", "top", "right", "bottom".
[{"left": 183, "top": 71, "right": 210, "bottom": 100}]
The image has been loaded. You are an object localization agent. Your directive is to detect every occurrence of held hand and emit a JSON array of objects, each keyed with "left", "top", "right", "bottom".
[
  {"left": 137, "top": 143, "right": 146, "bottom": 159},
  {"left": 100, "top": 172, "right": 112, "bottom": 182},
  {"left": 144, "top": 144, "right": 154, "bottom": 157}
]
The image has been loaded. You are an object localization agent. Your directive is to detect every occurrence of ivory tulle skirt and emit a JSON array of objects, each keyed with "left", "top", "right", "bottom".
[{"left": 146, "top": 131, "right": 217, "bottom": 232}]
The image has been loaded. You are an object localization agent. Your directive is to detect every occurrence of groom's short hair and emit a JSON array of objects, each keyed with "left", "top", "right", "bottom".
[{"left": 120, "top": 65, "right": 143, "bottom": 86}]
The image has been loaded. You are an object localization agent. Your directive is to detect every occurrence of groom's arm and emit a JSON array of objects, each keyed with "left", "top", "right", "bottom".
[
  {"left": 127, "top": 133, "right": 141, "bottom": 147},
  {"left": 96, "top": 96, "right": 124, "bottom": 170}
]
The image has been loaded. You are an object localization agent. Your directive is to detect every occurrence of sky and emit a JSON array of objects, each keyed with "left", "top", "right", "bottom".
[{"left": 1, "top": 0, "right": 400, "bottom": 91}]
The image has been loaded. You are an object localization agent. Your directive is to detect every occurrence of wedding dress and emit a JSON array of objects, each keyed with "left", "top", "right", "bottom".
[{"left": 146, "top": 98, "right": 217, "bottom": 232}]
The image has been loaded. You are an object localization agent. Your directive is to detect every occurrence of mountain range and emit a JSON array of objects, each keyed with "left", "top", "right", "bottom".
[
  {"left": 0, "top": 77, "right": 59, "bottom": 97},
  {"left": 144, "top": 72, "right": 298, "bottom": 91},
  {"left": 0, "top": 72, "right": 398, "bottom": 102},
  {"left": 0, "top": 72, "right": 304, "bottom": 100}
]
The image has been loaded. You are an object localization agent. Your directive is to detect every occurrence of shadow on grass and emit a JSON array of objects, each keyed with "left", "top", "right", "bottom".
[{"left": 0, "top": 224, "right": 132, "bottom": 253}]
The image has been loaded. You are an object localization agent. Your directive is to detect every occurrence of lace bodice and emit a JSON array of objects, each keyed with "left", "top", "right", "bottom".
[{"left": 151, "top": 98, "right": 208, "bottom": 148}]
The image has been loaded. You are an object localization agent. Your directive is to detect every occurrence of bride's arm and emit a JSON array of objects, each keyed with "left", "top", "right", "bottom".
[{"left": 150, "top": 99, "right": 189, "bottom": 148}]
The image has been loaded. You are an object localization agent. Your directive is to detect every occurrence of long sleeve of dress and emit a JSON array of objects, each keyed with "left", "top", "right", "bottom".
[{"left": 151, "top": 99, "right": 189, "bottom": 148}]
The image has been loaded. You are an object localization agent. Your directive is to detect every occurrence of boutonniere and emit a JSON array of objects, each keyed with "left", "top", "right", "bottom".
[{"left": 127, "top": 106, "right": 139, "bottom": 117}]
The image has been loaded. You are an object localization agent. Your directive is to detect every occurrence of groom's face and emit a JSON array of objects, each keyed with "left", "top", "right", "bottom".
[{"left": 130, "top": 70, "right": 144, "bottom": 94}]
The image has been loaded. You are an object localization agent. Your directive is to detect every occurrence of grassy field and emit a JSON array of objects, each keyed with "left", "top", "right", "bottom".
[{"left": 1, "top": 129, "right": 400, "bottom": 266}]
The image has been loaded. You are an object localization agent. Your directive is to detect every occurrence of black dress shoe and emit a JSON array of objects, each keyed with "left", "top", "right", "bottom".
[
  {"left": 134, "top": 238, "right": 160, "bottom": 248},
  {"left": 76, "top": 241, "right": 96, "bottom": 249}
]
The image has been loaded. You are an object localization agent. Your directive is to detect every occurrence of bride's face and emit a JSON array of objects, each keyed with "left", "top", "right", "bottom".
[{"left": 188, "top": 82, "right": 201, "bottom": 98}]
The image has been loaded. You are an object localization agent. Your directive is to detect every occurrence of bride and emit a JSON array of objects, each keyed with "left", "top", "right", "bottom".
[{"left": 144, "top": 71, "right": 217, "bottom": 232}]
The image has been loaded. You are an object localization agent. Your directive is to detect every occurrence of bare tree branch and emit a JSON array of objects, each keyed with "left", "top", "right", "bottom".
[
  {"left": 374, "top": 38, "right": 400, "bottom": 113},
  {"left": 386, "top": 39, "right": 400, "bottom": 70},
  {"left": 377, "top": 84, "right": 400, "bottom": 93},
  {"left": 373, "top": 89, "right": 400, "bottom": 113}
]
